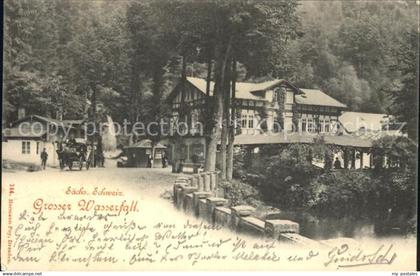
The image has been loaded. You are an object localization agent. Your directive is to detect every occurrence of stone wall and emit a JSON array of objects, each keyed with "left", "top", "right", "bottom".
[{"left": 172, "top": 174, "right": 318, "bottom": 246}]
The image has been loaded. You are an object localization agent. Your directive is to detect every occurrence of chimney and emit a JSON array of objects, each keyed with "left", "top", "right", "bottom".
[{"left": 18, "top": 107, "right": 26, "bottom": 119}]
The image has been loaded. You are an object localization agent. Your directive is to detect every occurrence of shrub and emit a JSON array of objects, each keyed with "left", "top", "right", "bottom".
[
  {"left": 373, "top": 169, "right": 417, "bottom": 223},
  {"left": 307, "top": 170, "right": 376, "bottom": 218},
  {"left": 260, "top": 144, "right": 321, "bottom": 209},
  {"left": 307, "top": 163, "right": 416, "bottom": 234},
  {"left": 219, "top": 179, "right": 263, "bottom": 207},
  {"left": 371, "top": 136, "right": 417, "bottom": 170},
  {"left": 232, "top": 148, "right": 247, "bottom": 181}
]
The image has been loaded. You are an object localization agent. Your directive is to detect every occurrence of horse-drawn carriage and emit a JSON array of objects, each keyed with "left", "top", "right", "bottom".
[{"left": 57, "top": 139, "right": 91, "bottom": 170}]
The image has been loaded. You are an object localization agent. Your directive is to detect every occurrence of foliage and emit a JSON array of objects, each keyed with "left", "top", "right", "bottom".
[
  {"left": 260, "top": 144, "right": 321, "bottom": 209},
  {"left": 291, "top": 104, "right": 301, "bottom": 132},
  {"left": 3, "top": 0, "right": 131, "bottom": 124},
  {"left": 232, "top": 148, "right": 247, "bottom": 180},
  {"left": 386, "top": 28, "right": 419, "bottom": 139},
  {"left": 371, "top": 136, "right": 417, "bottom": 171},
  {"left": 275, "top": 87, "right": 285, "bottom": 131},
  {"left": 312, "top": 136, "right": 334, "bottom": 171},
  {"left": 274, "top": 1, "right": 418, "bottom": 114},
  {"left": 308, "top": 170, "right": 376, "bottom": 218},
  {"left": 219, "top": 179, "right": 263, "bottom": 207},
  {"left": 307, "top": 165, "right": 416, "bottom": 234}
]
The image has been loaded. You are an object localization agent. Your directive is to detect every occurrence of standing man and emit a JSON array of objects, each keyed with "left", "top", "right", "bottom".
[
  {"left": 333, "top": 157, "right": 342, "bottom": 169},
  {"left": 41, "top": 148, "right": 48, "bottom": 170},
  {"left": 162, "top": 153, "right": 168, "bottom": 168},
  {"left": 147, "top": 154, "right": 154, "bottom": 168}
]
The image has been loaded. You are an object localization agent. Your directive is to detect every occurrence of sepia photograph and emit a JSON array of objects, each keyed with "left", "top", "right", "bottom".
[{"left": 1, "top": 0, "right": 419, "bottom": 272}]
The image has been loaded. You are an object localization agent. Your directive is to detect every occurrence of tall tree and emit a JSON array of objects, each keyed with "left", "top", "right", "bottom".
[
  {"left": 226, "top": 58, "right": 237, "bottom": 180},
  {"left": 388, "top": 28, "right": 419, "bottom": 140}
]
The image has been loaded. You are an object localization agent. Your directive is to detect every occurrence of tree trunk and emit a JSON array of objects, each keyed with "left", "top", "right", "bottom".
[
  {"left": 150, "top": 65, "right": 165, "bottom": 142},
  {"left": 220, "top": 57, "right": 232, "bottom": 179},
  {"left": 91, "top": 83, "right": 97, "bottom": 167},
  {"left": 204, "top": 50, "right": 213, "bottom": 163},
  {"left": 204, "top": 38, "right": 232, "bottom": 172},
  {"left": 226, "top": 58, "right": 237, "bottom": 180},
  {"left": 180, "top": 55, "right": 187, "bottom": 107},
  {"left": 129, "top": 55, "right": 140, "bottom": 125},
  {"left": 174, "top": 55, "right": 187, "bottom": 172},
  {"left": 205, "top": 51, "right": 212, "bottom": 98}
]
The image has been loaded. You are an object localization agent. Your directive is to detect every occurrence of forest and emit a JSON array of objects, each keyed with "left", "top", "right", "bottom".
[{"left": 3, "top": 0, "right": 418, "bottom": 140}]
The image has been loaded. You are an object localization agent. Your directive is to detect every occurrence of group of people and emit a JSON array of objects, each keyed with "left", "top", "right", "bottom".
[
  {"left": 40, "top": 138, "right": 105, "bottom": 170},
  {"left": 146, "top": 153, "right": 168, "bottom": 168}
]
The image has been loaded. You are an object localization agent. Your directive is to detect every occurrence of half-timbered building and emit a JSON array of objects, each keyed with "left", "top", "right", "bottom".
[{"left": 164, "top": 77, "right": 349, "bottom": 165}]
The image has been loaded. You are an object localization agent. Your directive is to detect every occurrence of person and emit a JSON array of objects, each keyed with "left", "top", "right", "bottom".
[
  {"left": 333, "top": 157, "right": 342, "bottom": 169},
  {"left": 147, "top": 154, "right": 154, "bottom": 168},
  {"left": 40, "top": 148, "right": 48, "bottom": 169},
  {"left": 161, "top": 153, "right": 167, "bottom": 168}
]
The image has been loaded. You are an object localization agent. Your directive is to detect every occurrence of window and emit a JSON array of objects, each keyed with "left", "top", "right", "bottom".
[
  {"left": 241, "top": 113, "right": 247, "bottom": 129},
  {"left": 324, "top": 120, "right": 330, "bottom": 133},
  {"left": 307, "top": 119, "right": 315, "bottom": 133},
  {"left": 301, "top": 119, "right": 307, "bottom": 132},
  {"left": 22, "top": 141, "right": 30, "bottom": 154},
  {"left": 248, "top": 114, "right": 254, "bottom": 129},
  {"left": 36, "top": 142, "right": 40, "bottom": 154}
]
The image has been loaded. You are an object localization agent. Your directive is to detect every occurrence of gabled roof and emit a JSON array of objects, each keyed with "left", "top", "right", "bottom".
[
  {"left": 295, "top": 89, "right": 347, "bottom": 109},
  {"left": 169, "top": 77, "right": 346, "bottom": 109},
  {"left": 339, "top": 112, "right": 391, "bottom": 133},
  {"left": 2, "top": 127, "right": 47, "bottom": 139},
  {"left": 10, "top": 115, "right": 85, "bottom": 128},
  {"left": 186, "top": 77, "right": 300, "bottom": 101}
]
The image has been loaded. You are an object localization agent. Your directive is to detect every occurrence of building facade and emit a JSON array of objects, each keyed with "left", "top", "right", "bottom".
[
  {"left": 2, "top": 115, "right": 85, "bottom": 166},
  {"left": 165, "top": 77, "right": 348, "bottom": 164}
]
